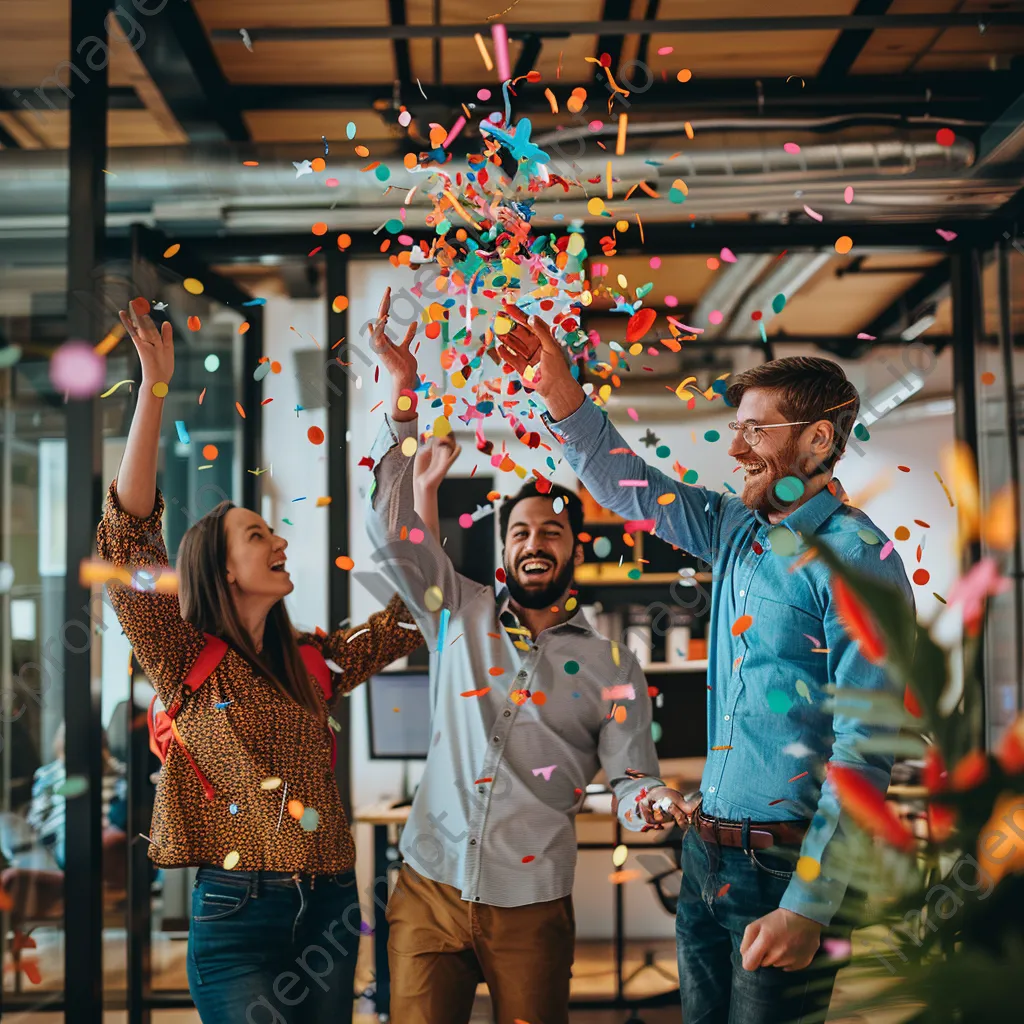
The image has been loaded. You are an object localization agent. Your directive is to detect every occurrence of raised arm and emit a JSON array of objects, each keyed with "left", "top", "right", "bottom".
[
  {"left": 413, "top": 434, "right": 462, "bottom": 542},
  {"left": 364, "top": 289, "right": 483, "bottom": 645},
  {"left": 496, "top": 309, "right": 722, "bottom": 564},
  {"left": 316, "top": 594, "right": 423, "bottom": 696},
  {"left": 96, "top": 299, "right": 204, "bottom": 708}
]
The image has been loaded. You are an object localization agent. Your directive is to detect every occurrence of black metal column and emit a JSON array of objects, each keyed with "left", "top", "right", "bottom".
[
  {"left": 950, "top": 248, "right": 986, "bottom": 742},
  {"left": 64, "top": 0, "right": 110, "bottom": 1020},
  {"left": 326, "top": 249, "right": 352, "bottom": 817},
  {"left": 242, "top": 305, "right": 264, "bottom": 510},
  {"left": 997, "top": 240, "right": 1024, "bottom": 721}
]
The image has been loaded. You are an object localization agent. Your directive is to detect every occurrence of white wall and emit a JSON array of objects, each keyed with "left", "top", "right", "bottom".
[{"left": 269, "top": 264, "right": 962, "bottom": 942}]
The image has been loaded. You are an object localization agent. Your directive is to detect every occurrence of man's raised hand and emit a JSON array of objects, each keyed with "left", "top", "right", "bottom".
[{"left": 372, "top": 287, "right": 419, "bottom": 419}]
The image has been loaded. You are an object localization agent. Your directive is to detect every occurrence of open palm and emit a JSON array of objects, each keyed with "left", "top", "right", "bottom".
[
  {"left": 494, "top": 305, "right": 572, "bottom": 398},
  {"left": 119, "top": 297, "right": 174, "bottom": 385},
  {"left": 372, "top": 286, "right": 418, "bottom": 392}
]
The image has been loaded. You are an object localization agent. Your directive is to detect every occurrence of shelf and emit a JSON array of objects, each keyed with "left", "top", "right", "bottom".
[{"left": 643, "top": 660, "right": 709, "bottom": 673}]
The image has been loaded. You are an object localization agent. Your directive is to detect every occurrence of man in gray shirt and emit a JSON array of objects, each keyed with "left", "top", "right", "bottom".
[{"left": 366, "top": 289, "right": 687, "bottom": 1024}]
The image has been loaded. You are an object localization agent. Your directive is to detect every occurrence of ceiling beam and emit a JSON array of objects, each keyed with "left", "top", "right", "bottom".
[
  {"left": 212, "top": 14, "right": 1024, "bottom": 45},
  {"left": 634, "top": 0, "right": 661, "bottom": 69},
  {"left": 136, "top": 4, "right": 249, "bottom": 142},
  {"left": 2, "top": 86, "right": 143, "bottom": 112},
  {"left": 388, "top": 0, "right": 413, "bottom": 87},
  {"left": 817, "top": 0, "right": 892, "bottom": 81},
  {"left": 0, "top": 121, "right": 21, "bottom": 149},
  {"left": 513, "top": 34, "right": 543, "bottom": 80},
  {"left": 595, "top": 0, "right": 633, "bottom": 78},
  {"left": 857, "top": 258, "right": 951, "bottom": 341},
  {"left": 229, "top": 72, "right": 1008, "bottom": 122}
]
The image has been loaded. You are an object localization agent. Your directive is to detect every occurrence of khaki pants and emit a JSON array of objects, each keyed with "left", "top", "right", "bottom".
[{"left": 386, "top": 864, "right": 575, "bottom": 1024}]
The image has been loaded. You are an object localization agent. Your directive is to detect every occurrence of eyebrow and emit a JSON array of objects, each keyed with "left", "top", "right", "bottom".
[
  {"left": 511, "top": 519, "right": 564, "bottom": 531},
  {"left": 246, "top": 523, "right": 272, "bottom": 536}
]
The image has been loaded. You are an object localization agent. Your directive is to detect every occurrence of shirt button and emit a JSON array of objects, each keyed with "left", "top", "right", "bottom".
[
  {"left": 493, "top": 736, "right": 500, "bottom": 744},
  {"left": 517, "top": 671, "right": 528, "bottom": 680},
  {"left": 503, "top": 709, "right": 511, "bottom": 717},
  {"left": 470, "top": 838, "right": 477, "bottom": 845},
  {"left": 478, "top": 786, "right": 486, "bottom": 794},
  {"left": 709, "top": 786, "right": 716, "bottom": 793},
  {"left": 724, "top": 714, "right": 730, "bottom": 721},
  {"left": 739, "top": 589, "right": 745, "bottom": 597}
]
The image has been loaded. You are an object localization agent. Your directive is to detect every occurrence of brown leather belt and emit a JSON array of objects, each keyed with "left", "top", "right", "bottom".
[{"left": 693, "top": 806, "right": 811, "bottom": 850}]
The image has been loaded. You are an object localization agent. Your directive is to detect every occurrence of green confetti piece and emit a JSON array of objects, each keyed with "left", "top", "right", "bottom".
[
  {"left": 54, "top": 776, "right": 88, "bottom": 799},
  {"left": 627, "top": 568, "right": 642, "bottom": 580},
  {"left": 593, "top": 536, "right": 613, "bottom": 558},
  {"left": 704, "top": 429, "right": 720, "bottom": 442},
  {"left": 795, "top": 679, "right": 812, "bottom": 703},
  {"left": 853, "top": 423, "right": 870, "bottom": 441},
  {"left": 857, "top": 529, "right": 880, "bottom": 545},
  {"left": 651, "top": 721, "right": 663, "bottom": 743},
  {"left": 771, "top": 293, "right": 787, "bottom": 314},
  {"left": 281, "top": 518, "right": 293, "bottom": 525},
  {"left": 253, "top": 361, "right": 272, "bottom": 382},
  {"left": 683, "top": 469, "right": 699, "bottom": 484},
  {"left": 774, "top": 475, "right": 805, "bottom": 502},
  {"left": 655, "top": 444, "right": 671, "bottom": 458},
  {"left": 375, "top": 164, "right": 391, "bottom": 182},
  {"left": 668, "top": 187, "right": 686, "bottom": 204},
  {"left": 766, "top": 689, "right": 793, "bottom": 714},
  {"left": 384, "top": 218, "right": 404, "bottom": 234},
  {"left": 299, "top": 807, "right": 320, "bottom": 832},
  {"left": 564, "top": 660, "right": 580, "bottom": 675},
  {"left": 767, "top": 525, "right": 799, "bottom": 557}
]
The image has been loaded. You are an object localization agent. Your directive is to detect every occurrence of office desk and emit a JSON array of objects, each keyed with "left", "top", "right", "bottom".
[{"left": 355, "top": 785, "right": 696, "bottom": 1021}]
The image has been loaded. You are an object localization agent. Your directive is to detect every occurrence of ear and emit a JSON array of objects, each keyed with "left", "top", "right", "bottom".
[
  {"left": 573, "top": 540, "right": 585, "bottom": 567},
  {"left": 809, "top": 419, "right": 834, "bottom": 455}
]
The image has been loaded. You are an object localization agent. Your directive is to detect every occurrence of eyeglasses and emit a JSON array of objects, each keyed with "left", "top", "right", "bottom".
[{"left": 727, "top": 420, "right": 811, "bottom": 448}]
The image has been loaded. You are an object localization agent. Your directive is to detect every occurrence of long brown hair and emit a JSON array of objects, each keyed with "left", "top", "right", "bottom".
[{"left": 177, "top": 501, "right": 325, "bottom": 722}]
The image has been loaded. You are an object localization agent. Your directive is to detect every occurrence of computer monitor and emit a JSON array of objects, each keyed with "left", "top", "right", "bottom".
[{"left": 366, "top": 671, "right": 432, "bottom": 759}]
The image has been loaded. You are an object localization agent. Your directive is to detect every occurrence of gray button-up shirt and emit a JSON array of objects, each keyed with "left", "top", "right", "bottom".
[{"left": 364, "top": 414, "right": 664, "bottom": 907}]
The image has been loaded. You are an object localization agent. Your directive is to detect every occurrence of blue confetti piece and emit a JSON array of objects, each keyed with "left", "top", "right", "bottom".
[
  {"left": 229, "top": 803, "right": 239, "bottom": 814},
  {"left": 436, "top": 607, "right": 451, "bottom": 652},
  {"left": 758, "top": 321, "right": 768, "bottom": 344},
  {"left": 174, "top": 420, "right": 190, "bottom": 444},
  {"left": 281, "top": 518, "right": 293, "bottom": 525},
  {"left": 242, "top": 297, "right": 266, "bottom": 306},
  {"left": 723, "top": 481, "right": 737, "bottom": 494},
  {"left": 215, "top": 700, "right": 234, "bottom": 709},
  {"left": 346, "top": 121, "right": 356, "bottom": 139},
  {"left": 292, "top": 496, "right": 307, "bottom": 502}
]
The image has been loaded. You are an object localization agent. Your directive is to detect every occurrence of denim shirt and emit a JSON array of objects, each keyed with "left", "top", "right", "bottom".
[{"left": 545, "top": 398, "right": 914, "bottom": 925}]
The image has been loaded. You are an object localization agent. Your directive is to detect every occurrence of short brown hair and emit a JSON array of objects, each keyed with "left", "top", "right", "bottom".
[{"left": 726, "top": 356, "right": 859, "bottom": 472}]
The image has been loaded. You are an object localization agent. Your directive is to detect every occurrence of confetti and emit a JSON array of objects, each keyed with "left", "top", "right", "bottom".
[
  {"left": 99, "top": 379, "right": 134, "bottom": 398},
  {"left": 424, "top": 585, "right": 444, "bottom": 612},
  {"left": 532, "top": 765, "right": 557, "bottom": 781},
  {"left": 223, "top": 850, "right": 240, "bottom": 870},
  {"left": 731, "top": 614, "right": 753, "bottom": 636}
]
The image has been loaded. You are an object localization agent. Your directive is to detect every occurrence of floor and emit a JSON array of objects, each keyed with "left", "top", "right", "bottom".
[{"left": 3, "top": 930, "right": 916, "bottom": 1022}]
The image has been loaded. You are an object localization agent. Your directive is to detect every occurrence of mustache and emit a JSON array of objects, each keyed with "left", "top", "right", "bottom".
[{"left": 516, "top": 554, "right": 555, "bottom": 568}]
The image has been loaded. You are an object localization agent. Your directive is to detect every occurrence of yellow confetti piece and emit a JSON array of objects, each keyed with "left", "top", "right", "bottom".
[
  {"left": 796, "top": 856, "right": 821, "bottom": 882},
  {"left": 611, "top": 641, "right": 620, "bottom": 667},
  {"left": 616, "top": 113, "right": 628, "bottom": 155},
  {"left": 657, "top": 493, "right": 676, "bottom": 506},
  {"left": 401, "top": 436, "right": 418, "bottom": 457},
  {"left": 316, "top": 496, "right": 331, "bottom": 507},
  {"left": 183, "top": 277, "right": 204, "bottom": 295},
  {"left": 684, "top": 121, "right": 694, "bottom": 140},
  {"left": 397, "top": 395, "right": 412, "bottom": 411},
  {"left": 260, "top": 777, "right": 282, "bottom": 791},
  {"left": 223, "top": 850, "right": 240, "bottom": 870},
  {"left": 606, "top": 160, "right": 613, "bottom": 200},
  {"left": 151, "top": 381, "right": 169, "bottom": 398},
  {"left": 587, "top": 196, "right": 606, "bottom": 216},
  {"left": 163, "top": 243, "right": 181, "bottom": 258},
  {"left": 94, "top": 324, "right": 125, "bottom": 356},
  {"left": 433, "top": 416, "right": 452, "bottom": 437},
  {"left": 493, "top": 315, "right": 513, "bottom": 335},
  {"left": 473, "top": 31, "right": 494, "bottom": 71},
  {"left": 100, "top": 379, "right": 134, "bottom": 398},
  {"left": 612, "top": 844, "right": 628, "bottom": 867},
  {"left": 424, "top": 585, "right": 444, "bottom": 612},
  {"left": 934, "top": 470, "right": 955, "bottom": 507}
]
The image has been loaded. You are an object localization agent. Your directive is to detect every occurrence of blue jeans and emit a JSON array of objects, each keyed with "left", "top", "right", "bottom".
[
  {"left": 676, "top": 827, "right": 850, "bottom": 1024},
  {"left": 187, "top": 866, "right": 361, "bottom": 1024}
]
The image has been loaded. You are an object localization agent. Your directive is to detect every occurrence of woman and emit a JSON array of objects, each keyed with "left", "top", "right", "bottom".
[{"left": 98, "top": 298, "right": 423, "bottom": 1023}]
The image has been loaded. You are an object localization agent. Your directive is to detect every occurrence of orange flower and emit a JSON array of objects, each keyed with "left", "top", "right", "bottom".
[
  {"left": 977, "top": 791, "right": 1024, "bottom": 886},
  {"left": 832, "top": 576, "right": 886, "bottom": 664}
]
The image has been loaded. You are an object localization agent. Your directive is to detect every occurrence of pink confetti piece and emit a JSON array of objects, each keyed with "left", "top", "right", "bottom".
[
  {"left": 880, "top": 540, "right": 894, "bottom": 561},
  {"left": 491, "top": 23, "right": 511, "bottom": 82},
  {"left": 708, "top": 310, "right": 723, "bottom": 325},
  {"left": 936, "top": 228, "right": 958, "bottom": 242},
  {"left": 803, "top": 634, "right": 822, "bottom": 648},
  {"left": 856, "top": 332, "right": 876, "bottom": 341},
  {"left": 802, "top": 204, "right": 823, "bottom": 222},
  {"left": 618, "top": 480, "right": 649, "bottom": 487},
  {"left": 843, "top": 186, "right": 854, "bottom": 204},
  {"left": 783, "top": 142, "right": 801, "bottom": 154},
  {"left": 443, "top": 116, "right": 467, "bottom": 148},
  {"left": 822, "top": 937, "right": 852, "bottom": 959},
  {"left": 668, "top": 317, "right": 704, "bottom": 334},
  {"left": 602, "top": 684, "right": 636, "bottom": 701},
  {"left": 627, "top": 407, "right": 638, "bottom": 421},
  {"left": 624, "top": 518, "right": 657, "bottom": 533},
  {"left": 719, "top": 247, "right": 737, "bottom": 263},
  {"left": 657, "top": 45, "right": 674, "bottom": 55},
  {"left": 532, "top": 765, "right": 557, "bottom": 781}
]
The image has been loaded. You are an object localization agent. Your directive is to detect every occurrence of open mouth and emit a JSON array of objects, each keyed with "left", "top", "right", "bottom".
[
  {"left": 519, "top": 558, "right": 554, "bottom": 578},
  {"left": 739, "top": 461, "right": 767, "bottom": 480},
  {"left": 270, "top": 561, "right": 288, "bottom": 573}
]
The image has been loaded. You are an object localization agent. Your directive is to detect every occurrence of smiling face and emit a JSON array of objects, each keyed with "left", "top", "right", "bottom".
[
  {"left": 223, "top": 507, "right": 294, "bottom": 600},
  {"left": 502, "top": 495, "right": 583, "bottom": 610},
  {"left": 728, "top": 388, "right": 811, "bottom": 516}
]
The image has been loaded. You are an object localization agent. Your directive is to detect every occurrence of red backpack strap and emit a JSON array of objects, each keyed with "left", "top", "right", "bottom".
[
  {"left": 167, "top": 634, "right": 230, "bottom": 717},
  {"left": 300, "top": 644, "right": 333, "bottom": 699}
]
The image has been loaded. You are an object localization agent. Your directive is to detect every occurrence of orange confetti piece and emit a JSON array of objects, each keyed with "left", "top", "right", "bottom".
[
  {"left": 716, "top": 883, "right": 730, "bottom": 898},
  {"left": 198, "top": 388, "right": 206, "bottom": 405},
  {"left": 731, "top": 614, "right": 753, "bottom": 636},
  {"left": 521, "top": 855, "right": 535, "bottom": 863},
  {"left": 287, "top": 799, "right": 305, "bottom": 820},
  {"left": 461, "top": 687, "right": 491, "bottom": 698},
  {"left": 335, "top": 556, "right": 354, "bottom": 570},
  {"left": 235, "top": 401, "right": 246, "bottom": 419}
]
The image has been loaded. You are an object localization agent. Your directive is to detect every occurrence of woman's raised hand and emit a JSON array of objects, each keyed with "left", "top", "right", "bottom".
[
  {"left": 119, "top": 298, "right": 174, "bottom": 387},
  {"left": 415, "top": 434, "right": 462, "bottom": 493},
  {"left": 372, "top": 288, "right": 419, "bottom": 407}
]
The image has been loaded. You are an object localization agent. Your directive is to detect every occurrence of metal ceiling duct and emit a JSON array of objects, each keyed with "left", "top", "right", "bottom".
[
  {"left": 692, "top": 254, "right": 775, "bottom": 340},
  {"left": 0, "top": 137, "right": 987, "bottom": 237}
]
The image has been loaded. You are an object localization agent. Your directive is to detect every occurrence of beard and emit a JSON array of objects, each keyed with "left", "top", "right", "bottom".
[
  {"left": 504, "top": 555, "right": 576, "bottom": 610},
  {"left": 738, "top": 435, "right": 807, "bottom": 517}
]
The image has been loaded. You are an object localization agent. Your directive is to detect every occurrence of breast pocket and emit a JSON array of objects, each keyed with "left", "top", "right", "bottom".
[{"left": 749, "top": 595, "right": 828, "bottom": 689}]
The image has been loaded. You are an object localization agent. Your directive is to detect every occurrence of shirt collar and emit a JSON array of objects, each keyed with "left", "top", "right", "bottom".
[{"left": 756, "top": 477, "right": 845, "bottom": 538}]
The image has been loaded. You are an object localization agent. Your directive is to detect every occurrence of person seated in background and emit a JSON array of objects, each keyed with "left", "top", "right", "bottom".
[
  {"left": 367, "top": 288, "right": 693, "bottom": 1024},
  {"left": 26, "top": 721, "right": 126, "bottom": 870}
]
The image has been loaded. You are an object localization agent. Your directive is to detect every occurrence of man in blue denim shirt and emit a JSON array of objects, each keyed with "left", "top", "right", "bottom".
[{"left": 498, "top": 312, "right": 914, "bottom": 1024}]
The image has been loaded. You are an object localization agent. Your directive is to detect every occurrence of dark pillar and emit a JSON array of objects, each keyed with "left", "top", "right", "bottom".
[
  {"left": 326, "top": 249, "right": 352, "bottom": 816},
  {"left": 64, "top": 0, "right": 110, "bottom": 1020},
  {"left": 242, "top": 305, "right": 264, "bottom": 510},
  {"left": 950, "top": 248, "right": 986, "bottom": 743}
]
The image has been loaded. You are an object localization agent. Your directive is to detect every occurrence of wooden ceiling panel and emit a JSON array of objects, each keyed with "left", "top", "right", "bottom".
[
  {"left": 406, "top": 0, "right": 605, "bottom": 22},
  {"left": 246, "top": 109, "right": 399, "bottom": 144},
  {"left": 769, "top": 254, "right": 944, "bottom": 337},
  {"left": 5, "top": 109, "right": 191, "bottom": 150},
  {"left": 641, "top": 31, "right": 843, "bottom": 78},
  {"left": 428, "top": 32, "right": 599, "bottom": 84},
  {"left": 194, "top": 0, "right": 392, "bottom": 30},
  {"left": 655, "top": 0, "right": 855, "bottom": 13},
  {"left": 215, "top": 40, "right": 397, "bottom": 84},
  {"left": 591, "top": 254, "right": 716, "bottom": 310}
]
